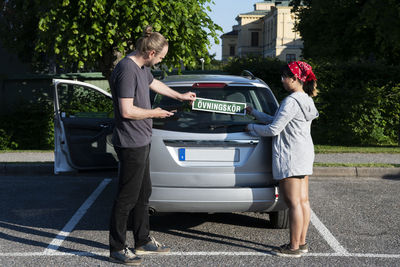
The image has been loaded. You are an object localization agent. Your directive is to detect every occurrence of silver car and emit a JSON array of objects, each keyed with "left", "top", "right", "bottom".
[{"left": 53, "top": 73, "right": 288, "bottom": 228}]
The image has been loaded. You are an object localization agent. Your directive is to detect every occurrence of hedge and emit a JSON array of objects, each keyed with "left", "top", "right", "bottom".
[
  {"left": 0, "top": 99, "right": 54, "bottom": 150},
  {"left": 224, "top": 57, "right": 400, "bottom": 146}
]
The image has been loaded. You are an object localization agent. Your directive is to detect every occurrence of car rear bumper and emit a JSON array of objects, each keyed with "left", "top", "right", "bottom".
[{"left": 149, "top": 186, "right": 286, "bottom": 213}]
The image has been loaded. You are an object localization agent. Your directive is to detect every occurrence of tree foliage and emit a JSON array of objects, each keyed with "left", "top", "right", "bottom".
[
  {"left": 0, "top": 0, "right": 51, "bottom": 67},
  {"left": 0, "top": 0, "right": 222, "bottom": 78},
  {"left": 291, "top": 0, "right": 400, "bottom": 64}
]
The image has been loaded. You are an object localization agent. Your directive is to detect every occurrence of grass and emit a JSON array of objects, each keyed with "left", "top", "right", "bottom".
[
  {"left": 3, "top": 162, "right": 53, "bottom": 164},
  {"left": 314, "top": 145, "right": 400, "bottom": 154},
  {"left": 314, "top": 162, "right": 400, "bottom": 168},
  {"left": 0, "top": 150, "right": 53, "bottom": 153}
]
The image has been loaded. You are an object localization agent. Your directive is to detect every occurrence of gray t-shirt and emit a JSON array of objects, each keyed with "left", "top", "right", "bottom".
[{"left": 110, "top": 57, "right": 154, "bottom": 148}]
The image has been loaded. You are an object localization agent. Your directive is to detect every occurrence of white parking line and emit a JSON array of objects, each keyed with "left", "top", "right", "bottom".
[
  {"left": 42, "top": 178, "right": 112, "bottom": 255},
  {"left": 1, "top": 251, "right": 400, "bottom": 258},
  {"left": 310, "top": 208, "right": 350, "bottom": 256}
]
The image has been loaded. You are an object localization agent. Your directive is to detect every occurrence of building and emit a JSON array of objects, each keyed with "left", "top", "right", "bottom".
[
  {"left": 220, "top": 25, "right": 239, "bottom": 60},
  {"left": 221, "top": 0, "right": 303, "bottom": 63}
]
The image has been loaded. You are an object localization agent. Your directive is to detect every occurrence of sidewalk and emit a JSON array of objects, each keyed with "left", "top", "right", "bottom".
[{"left": 0, "top": 151, "right": 399, "bottom": 178}]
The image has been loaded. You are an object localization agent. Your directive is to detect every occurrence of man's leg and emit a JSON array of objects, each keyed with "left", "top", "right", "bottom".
[
  {"left": 131, "top": 144, "right": 152, "bottom": 247},
  {"left": 132, "top": 145, "right": 170, "bottom": 255},
  {"left": 109, "top": 145, "right": 149, "bottom": 252}
]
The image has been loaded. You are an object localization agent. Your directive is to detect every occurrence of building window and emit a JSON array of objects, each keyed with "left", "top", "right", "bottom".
[
  {"left": 229, "top": 45, "right": 235, "bottom": 56},
  {"left": 251, "top": 32, "right": 259, "bottom": 47},
  {"left": 286, "top": 54, "right": 296, "bottom": 63}
]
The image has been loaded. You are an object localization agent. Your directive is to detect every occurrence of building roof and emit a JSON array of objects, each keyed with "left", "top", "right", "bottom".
[
  {"left": 221, "top": 30, "right": 238, "bottom": 38},
  {"left": 255, "top": 0, "right": 290, "bottom": 6},
  {"left": 239, "top": 10, "right": 269, "bottom": 17}
]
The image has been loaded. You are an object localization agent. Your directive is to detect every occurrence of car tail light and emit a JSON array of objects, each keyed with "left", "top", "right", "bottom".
[{"left": 192, "top": 83, "right": 227, "bottom": 88}]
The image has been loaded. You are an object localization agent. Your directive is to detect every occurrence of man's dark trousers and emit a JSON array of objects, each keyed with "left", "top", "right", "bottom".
[{"left": 109, "top": 144, "right": 152, "bottom": 252}]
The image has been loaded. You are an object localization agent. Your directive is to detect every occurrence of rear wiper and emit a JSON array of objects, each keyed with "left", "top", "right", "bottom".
[
  {"left": 209, "top": 124, "right": 227, "bottom": 130},
  {"left": 209, "top": 123, "right": 248, "bottom": 131}
]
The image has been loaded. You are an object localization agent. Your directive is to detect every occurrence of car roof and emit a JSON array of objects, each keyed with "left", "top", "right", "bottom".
[{"left": 161, "top": 74, "right": 268, "bottom": 88}]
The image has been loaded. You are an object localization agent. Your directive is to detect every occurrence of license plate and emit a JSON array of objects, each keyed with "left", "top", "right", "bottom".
[{"left": 178, "top": 147, "right": 239, "bottom": 162}]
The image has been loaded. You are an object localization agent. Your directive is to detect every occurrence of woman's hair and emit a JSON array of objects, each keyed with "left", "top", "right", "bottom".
[
  {"left": 281, "top": 64, "right": 318, "bottom": 97},
  {"left": 135, "top": 25, "right": 168, "bottom": 56}
]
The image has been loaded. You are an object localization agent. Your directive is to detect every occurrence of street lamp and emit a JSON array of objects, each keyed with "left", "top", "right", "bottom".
[{"left": 200, "top": 58, "right": 204, "bottom": 71}]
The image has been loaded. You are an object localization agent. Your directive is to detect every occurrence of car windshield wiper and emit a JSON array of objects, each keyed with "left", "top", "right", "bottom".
[{"left": 208, "top": 122, "right": 249, "bottom": 131}]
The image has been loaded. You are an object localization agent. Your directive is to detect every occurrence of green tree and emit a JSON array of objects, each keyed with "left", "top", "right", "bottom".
[
  {"left": 0, "top": 0, "right": 222, "bottom": 78},
  {"left": 291, "top": 0, "right": 400, "bottom": 64},
  {"left": 0, "top": 0, "right": 52, "bottom": 70}
]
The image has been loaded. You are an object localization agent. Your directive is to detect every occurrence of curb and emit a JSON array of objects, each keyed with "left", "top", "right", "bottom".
[
  {"left": 1, "top": 163, "right": 399, "bottom": 178},
  {"left": 313, "top": 167, "right": 400, "bottom": 178}
]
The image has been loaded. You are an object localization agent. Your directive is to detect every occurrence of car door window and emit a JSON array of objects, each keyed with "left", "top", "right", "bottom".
[
  {"left": 55, "top": 82, "right": 116, "bottom": 169},
  {"left": 57, "top": 83, "right": 113, "bottom": 118}
]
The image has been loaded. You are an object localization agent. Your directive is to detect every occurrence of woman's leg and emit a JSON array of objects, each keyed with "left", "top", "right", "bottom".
[
  {"left": 279, "top": 177, "right": 303, "bottom": 250},
  {"left": 300, "top": 176, "right": 311, "bottom": 245}
]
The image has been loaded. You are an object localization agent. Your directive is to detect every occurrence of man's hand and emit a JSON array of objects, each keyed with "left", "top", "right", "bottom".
[
  {"left": 150, "top": 80, "right": 196, "bottom": 104},
  {"left": 179, "top": 92, "right": 196, "bottom": 103},
  {"left": 152, "top": 107, "right": 174, "bottom": 119}
]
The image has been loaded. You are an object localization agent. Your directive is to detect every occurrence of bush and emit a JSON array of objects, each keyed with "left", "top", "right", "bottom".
[
  {"left": 0, "top": 98, "right": 54, "bottom": 150},
  {"left": 224, "top": 57, "right": 400, "bottom": 146},
  {"left": 0, "top": 129, "right": 18, "bottom": 150},
  {"left": 312, "top": 61, "right": 400, "bottom": 146}
]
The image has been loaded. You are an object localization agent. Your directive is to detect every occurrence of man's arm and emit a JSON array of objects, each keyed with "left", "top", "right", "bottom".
[
  {"left": 119, "top": 98, "right": 173, "bottom": 120},
  {"left": 149, "top": 79, "right": 196, "bottom": 102}
]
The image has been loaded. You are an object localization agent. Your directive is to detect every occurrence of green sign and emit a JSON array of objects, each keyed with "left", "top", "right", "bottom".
[{"left": 192, "top": 97, "right": 246, "bottom": 115}]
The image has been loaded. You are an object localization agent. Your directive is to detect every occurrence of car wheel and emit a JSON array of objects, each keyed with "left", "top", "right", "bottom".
[{"left": 268, "top": 209, "right": 289, "bottom": 229}]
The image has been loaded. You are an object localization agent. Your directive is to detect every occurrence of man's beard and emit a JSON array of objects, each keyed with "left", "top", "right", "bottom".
[{"left": 144, "top": 60, "right": 154, "bottom": 67}]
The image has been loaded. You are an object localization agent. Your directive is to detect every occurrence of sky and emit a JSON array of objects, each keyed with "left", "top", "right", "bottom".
[{"left": 206, "top": 0, "right": 259, "bottom": 60}]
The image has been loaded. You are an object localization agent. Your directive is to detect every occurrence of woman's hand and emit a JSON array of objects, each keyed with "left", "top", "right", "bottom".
[{"left": 245, "top": 106, "right": 253, "bottom": 115}]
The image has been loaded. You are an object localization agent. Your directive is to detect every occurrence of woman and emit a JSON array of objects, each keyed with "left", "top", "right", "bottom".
[{"left": 246, "top": 61, "right": 319, "bottom": 258}]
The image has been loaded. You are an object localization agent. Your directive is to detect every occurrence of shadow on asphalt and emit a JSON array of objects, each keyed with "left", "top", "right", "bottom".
[
  {"left": 149, "top": 212, "right": 269, "bottom": 230},
  {"left": 149, "top": 212, "right": 276, "bottom": 252},
  {"left": 383, "top": 174, "right": 400, "bottom": 180}
]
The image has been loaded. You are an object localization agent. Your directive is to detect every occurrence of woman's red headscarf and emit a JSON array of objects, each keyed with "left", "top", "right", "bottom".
[{"left": 288, "top": 61, "right": 317, "bottom": 82}]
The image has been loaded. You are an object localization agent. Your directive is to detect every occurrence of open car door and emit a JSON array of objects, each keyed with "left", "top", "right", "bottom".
[{"left": 53, "top": 79, "right": 117, "bottom": 173}]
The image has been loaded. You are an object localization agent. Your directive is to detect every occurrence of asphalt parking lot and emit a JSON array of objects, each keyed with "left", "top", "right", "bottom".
[{"left": 0, "top": 173, "right": 399, "bottom": 266}]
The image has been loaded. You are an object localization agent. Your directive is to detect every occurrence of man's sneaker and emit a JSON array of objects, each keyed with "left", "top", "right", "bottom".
[
  {"left": 271, "top": 244, "right": 302, "bottom": 258},
  {"left": 299, "top": 243, "right": 309, "bottom": 253},
  {"left": 110, "top": 247, "right": 142, "bottom": 265},
  {"left": 135, "top": 236, "right": 171, "bottom": 255}
]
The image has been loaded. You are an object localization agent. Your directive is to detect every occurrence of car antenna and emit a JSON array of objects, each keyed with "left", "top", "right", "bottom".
[{"left": 241, "top": 70, "right": 256, "bottom": 80}]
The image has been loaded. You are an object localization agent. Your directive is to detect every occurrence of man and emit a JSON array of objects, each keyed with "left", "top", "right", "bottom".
[{"left": 108, "top": 26, "right": 196, "bottom": 265}]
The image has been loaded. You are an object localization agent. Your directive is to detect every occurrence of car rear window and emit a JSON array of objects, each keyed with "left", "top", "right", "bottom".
[{"left": 152, "top": 85, "right": 278, "bottom": 133}]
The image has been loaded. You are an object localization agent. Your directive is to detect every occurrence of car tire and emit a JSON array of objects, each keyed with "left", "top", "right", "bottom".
[{"left": 268, "top": 209, "right": 289, "bottom": 229}]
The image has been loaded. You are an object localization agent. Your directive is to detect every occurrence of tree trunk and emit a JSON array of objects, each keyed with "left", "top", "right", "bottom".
[{"left": 99, "top": 47, "right": 123, "bottom": 82}]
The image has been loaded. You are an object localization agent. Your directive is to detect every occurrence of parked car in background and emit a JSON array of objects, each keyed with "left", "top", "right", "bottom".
[{"left": 53, "top": 72, "right": 289, "bottom": 228}]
